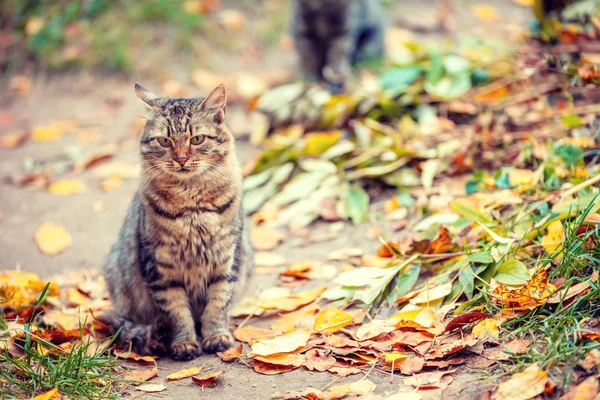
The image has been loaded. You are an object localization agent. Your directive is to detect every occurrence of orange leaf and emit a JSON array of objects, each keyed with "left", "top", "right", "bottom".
[
  {"left": 260, "top": 286, "right": 326, "bottom": 312},
  {"left": 250, "top": 227, "right": 284, "bottom": 251},
  {"left": 217, "top": 344, "right": 243, "bottom": 362},
  {"left": 0, "top": 131, "right": 30, "bottom": 149},
  {"left": 233, "top": 326, "right": 279, "bottom": 344},
  {"left": 254, "top": 353, "right": 305, "bottom": 367},
  {"left": 34, "top": 223, "right": 72, "bottom": 255},
  {"left": 191, "top": 371, "right": 224, "bottom": 387},
  {"left": 253, "top": 359, "right": 295, "bottom": 375},
  {"left": 113, "top": 349, "right": 157, "bottom": 363},
  {"left": 560, "top": 376, "right": 599, "bottom": 400}
]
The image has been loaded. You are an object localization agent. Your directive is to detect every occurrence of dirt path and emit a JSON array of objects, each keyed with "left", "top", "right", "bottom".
[{"left": 0, "top": 1, "right": 530, "bottom": 398}]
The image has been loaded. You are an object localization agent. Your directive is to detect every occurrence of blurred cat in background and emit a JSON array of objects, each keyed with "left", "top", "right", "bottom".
[{"left": 292, "top": 0, "right": 386, "bottom": 92}]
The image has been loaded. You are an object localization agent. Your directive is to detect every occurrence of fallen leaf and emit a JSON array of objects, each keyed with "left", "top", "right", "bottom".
[
  {"left": 410, "top": 283, "right": 452, "bottom": 305},
  {"left": 48, "top": 179, "right": 86, "bottom": 196},
  {"left": 100, "top": 175, "right": 123, "bottom": 192},
  {"left": 10, "top": 75, "right": 32, "bottom": 95},
  {"left": 328, "top": 365, "right": 362, "bottom": 376},
  {"left": 304, "top": 349, "right": 336, "bottom": 371},
  {"left": 217, "top": 344, "right": 243, "bottom": 362},
  {"left": 579, "top": 349, "right": 600, "bottom": 371},
  {"left": 271, "top": 303, "right": 320, "bottom": 333},
  {"left": 233, "top": 326, "right": 279, "bottom": 343},
  {"left": 492, "top": 269, "right": 554, "bottom": 310},
  {"left": 191, "top": 371, "right": 224, "bottom": 387},
  {"left": 123, "top": 365, "right": 158, "bottom": 382},
  {"left": 445, "top": 312, "right": 490, "bottom": 332},
  {"left": 0, "top": 132, "right": 30, "bottom": 149},
  {"left": 34, "top": 222, "right": 72, "bottom": 255},
  {"left": 472, "top": 4, "right": 498, "bottom": 20},
  {"left": 260, "top": 286, "right": 326, "bottom": 312},
  {"left": 315, "top": 308, "right": 353, "bottom": 334},
  {"left": 136, "top": 383, "right": 167, "bottom": 393},
  {"left": 166, "top": 366, "right": 202, "bottom": 381},
  {"left": 250, "top": 329, "right": 312, "bottom": 356},
  {"left": 559, "top": 376, "right": 599, "bottom": 400},
  {"left": 493, "top": 363, "right": 547, "bottom": 400},
  {"left": 361, "top": 255, "right": 391, "bottom": 268},
  {"left": 473, "top": 318, "right": 499, "bottom": 339},
  {"left": 328, "top": 247, "right": 364, "bottom": 261},
  {"left": 403, "top": 370, "right": 455, "bottom": 389},
  {"left": 542, "top": 220, "right": 564, "bottom": 261},
  {"left": 67, "top": 288, "right": 90, "bottom": 307},
  {"left": 32, "top": 125, "right": 61, "bottom": 142},
  {"left": 113, "top": 349, "right": 156, "bottom": 363},
  {"left": 254, "top": 353, "right": 305, "bottom": 367},
  {"left": 253, "top": 359, "right": 295, "bottom": 375},
  {"left": 28, "top": 388, "right": 58, "bottom": 400},
  {"left": 255, "top": 252, "right": 286, "bottom": 267},
  {"left": 251, "top": 227, "right": 285, "bottom": 251},
  {"left": 483, "top": 338, "right": 531, "bottom": 361}
]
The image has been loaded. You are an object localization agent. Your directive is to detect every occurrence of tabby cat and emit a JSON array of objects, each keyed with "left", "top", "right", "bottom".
[
  {"left": 99, "top": 84, "right": 253, "bottom": 361},
  {"left": 292, "top": 0, "right": 385, "bottom": 91}
]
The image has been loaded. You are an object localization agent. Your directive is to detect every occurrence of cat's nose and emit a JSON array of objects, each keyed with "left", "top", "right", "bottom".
[{"left": 174, "top": 156, "right": 188, "bottom": 167}]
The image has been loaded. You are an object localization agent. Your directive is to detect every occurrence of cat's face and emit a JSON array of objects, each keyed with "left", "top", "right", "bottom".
[{"left": 136, "top": 84, "right": 232, "bottom": 180}]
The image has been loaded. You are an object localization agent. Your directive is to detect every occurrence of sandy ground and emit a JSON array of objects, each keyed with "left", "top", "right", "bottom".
[{"left": 0, "top": 1, "right": 529, "bottom": 398}]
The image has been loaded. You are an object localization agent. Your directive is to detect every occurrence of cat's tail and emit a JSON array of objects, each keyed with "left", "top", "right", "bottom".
[{"left": 95, "top": 311, "right": 170, "bottom": 355}]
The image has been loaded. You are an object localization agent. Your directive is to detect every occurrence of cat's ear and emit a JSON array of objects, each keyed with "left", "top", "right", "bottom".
[
  {"left": 198, "top": 84, "right": 227, "bottom": 122},
  {"left": 134, "top": 84, "right": 159, "bottom": 108}
]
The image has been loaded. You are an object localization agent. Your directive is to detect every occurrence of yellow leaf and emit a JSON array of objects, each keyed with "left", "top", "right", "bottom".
[
  {"left": 542, "top": 220, "right": 564, "bottom": 261},
  {"left": 472, "top": 318, "right": 499, "bottom": 339},
  {"left": 166, "top": 366, "right": 202, "bottom": 381},
  {"left": 493, "top": 363, "right": 548, "bottom": 400},
  {"left": 472, "top": 4, "right": 498, "bottom": 20},
  {"left": 28, "top": 388, "right": 58, "bottom": 400},
  {"left": 382, "top": 351, "right": 407, "bottom": 362},
  {"left": 34, "top": 222, "right": 72, "bottom": 255},
  {"left": 315, "top": 307, "right": 353, "bottom": 334},
  {"left": 48, "top": 179, "right": 86, "bottom": 196},
  {"left": 512, "top": 0, "right": 534, "bottom": 6},
  {"left": 100, "top": 175, "right": 123, "bottom": 192},
  {"left": 250, "top": 329, "right": 312, "bottom": 356},
  {"left": 32, "top": 125, "right": 61, "bottom": 142},
  {"left": 508, "top": 169, "right": 536, "bottom": 187},
  {"left": 250, "top": 227, "right": 285, "bottom": 251}
]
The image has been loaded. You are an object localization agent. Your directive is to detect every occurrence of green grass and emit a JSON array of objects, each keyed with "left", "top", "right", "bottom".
[
  {"left": 0, "top": 285, "right": 120, "bottom": 399},
  {"left": 500, "top": 201, "right": 600, "bottom": 389}
]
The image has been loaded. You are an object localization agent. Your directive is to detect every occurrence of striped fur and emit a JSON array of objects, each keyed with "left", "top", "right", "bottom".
[{"left": 100, "top": 84, "right": 253, "bottom": 361}]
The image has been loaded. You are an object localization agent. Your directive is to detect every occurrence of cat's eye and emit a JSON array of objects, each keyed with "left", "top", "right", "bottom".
[
  {"left": 190, "top": 135, "right": 205, "bottom": 145},
  {"left": 156, "top": 137, "right": 172, "bottom": 147}
]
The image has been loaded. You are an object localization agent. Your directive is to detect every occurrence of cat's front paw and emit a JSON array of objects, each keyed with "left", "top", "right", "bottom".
[
  {"left": 170, "top": 340, "right": 202, "bottom": 361},
  {"left": 202, "top": 333, "right": 234, "bottom": 353}
]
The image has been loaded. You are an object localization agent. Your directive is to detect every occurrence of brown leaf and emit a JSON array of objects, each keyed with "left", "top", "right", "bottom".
[
  {"left": 579, "top": 349, "right": 600, "bottom": 371},
  {"left": 328, "top": 365, "right": 362, "bottom": 376},
  {"left": 113, "top": 349, "right": 157, "bottom": 363},
  {"left": 233, "top": 326, "right": 279, "bottom": 343},
  {"left": 403, "top": 370, "right": 456, "bottom": 389},
  {"left": 445, "top": 312, "right": 490, "bottom": 332},
  {"left": 559, "top": 376, "right": 599, "bottom": 400},
  {"left": 304, "top": 349, "right": 336, "bottom": 372},
  {"left": 426, "top": 227, "right": 453, "bottom": 254},
  {"left": 217, "top": 343, "right": 243, "bottom": 362},
  {"left": 166, "top": 367, "right": 202, "bottom": 381},
  {"left": 393, "top": 355, "right": 425, "bottom": 375},
  {"left": 250, "top": 227, "right": 284, "bottom": 251},
  {"left": 483, "top": 338, "right": 531, "bottom": 361},
  {"left": 191, "top": 371, "right": 224, "bottom": 387},
  {"left": 122, "top": 365, "right": 158, "bottom": 382}
]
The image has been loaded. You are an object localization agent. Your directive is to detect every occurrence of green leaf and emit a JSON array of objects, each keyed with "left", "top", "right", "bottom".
[
  {"left": 380, "top": 66, "right": 422, "bottom": 91},
  {"left": 555, "top": 144, "right": 584, "bottom": 168},
  {"left": 345, "top": 184, "right": 370, "bottom": 224},
  {"left": 476, "top": 221, "right": 514, "bottom": 245},
  {"left": 388, "top": 265, "right": 420, "bottom": 304},
  {"left": 458, "top": 266, "right": 475, "bottom": 300},
  {"left": 426, "top": 51, "right": 444, "bottom": 84},
  {"left": 494, "top": 259, "right": 530, "bottom": 285},
  {"left": 443, "top": 55, "right": 471, "bottom": 75},
  {"left": 561, "top": 114, "right": 583, "bottom": 129},
  {"left": 450, "top": 199, "right": 493, "bottom": 224}
]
